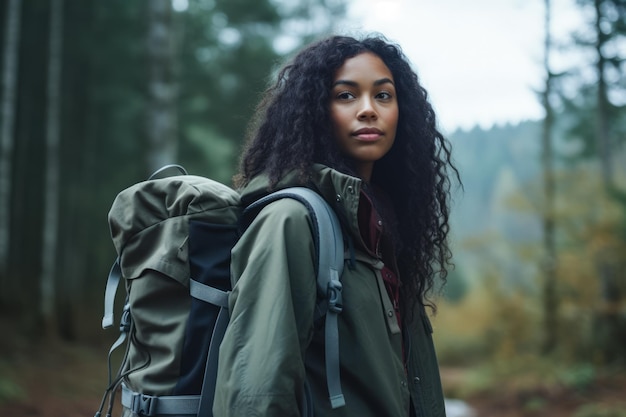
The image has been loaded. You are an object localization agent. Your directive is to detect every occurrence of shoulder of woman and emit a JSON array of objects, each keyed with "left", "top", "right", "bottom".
[
  {"left": 250, "top": 197, "right": 313, "bottom": 226},
  {"left": 239, "top": 198, "right": 315, "bottom": 248}
]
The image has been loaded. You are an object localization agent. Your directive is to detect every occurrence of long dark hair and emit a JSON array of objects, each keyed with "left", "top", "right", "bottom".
[{"left": 237, "top": 34, "right": 459, "bottom": 316}]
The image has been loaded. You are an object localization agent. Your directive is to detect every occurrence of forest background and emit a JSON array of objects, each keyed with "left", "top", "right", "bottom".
[{"left": 0, "top": 0, "right": 625, "bottom": 416}]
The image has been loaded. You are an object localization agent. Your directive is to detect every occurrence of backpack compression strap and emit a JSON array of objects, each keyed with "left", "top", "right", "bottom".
[
  {"left": 190, "top": 279, "right": 229, "bottom": 417},
  {"left": 244, "top": 187, "right": 346, "bottom": 410}
]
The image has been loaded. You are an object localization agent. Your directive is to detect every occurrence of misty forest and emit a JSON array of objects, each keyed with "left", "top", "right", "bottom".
[{"left": 0, "top": 0, "right": 625, "bottom": 416}]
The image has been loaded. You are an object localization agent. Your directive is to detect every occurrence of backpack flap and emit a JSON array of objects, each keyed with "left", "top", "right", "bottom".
[{"left": 109, "top": 175, "right": 240, "bottom": 285}]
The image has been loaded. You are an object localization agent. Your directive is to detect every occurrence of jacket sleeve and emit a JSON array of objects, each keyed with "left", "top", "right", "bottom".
[{"left": 213, "top": 199, "right": 317, "bottom": 417}]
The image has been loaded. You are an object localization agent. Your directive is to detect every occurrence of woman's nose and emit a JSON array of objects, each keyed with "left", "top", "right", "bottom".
[{"left": 357, "top": 98, "right": 377, "bottom": 120}]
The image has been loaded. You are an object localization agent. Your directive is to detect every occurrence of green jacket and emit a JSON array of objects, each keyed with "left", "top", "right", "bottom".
[{"left": 213, "top": 165, "right": 446, "bottom": 417}]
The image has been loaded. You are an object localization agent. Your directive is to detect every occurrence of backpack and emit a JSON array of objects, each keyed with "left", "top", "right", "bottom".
[{"left": 95, "top": 165, "right": 346, "bottom": 417}]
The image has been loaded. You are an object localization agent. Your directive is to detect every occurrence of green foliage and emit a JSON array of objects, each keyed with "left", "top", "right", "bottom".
[
  {"left": 434, "top": 290, "right": 488, "bottom": 366},
  {"left": 449, "top": 121, "right": 542, "bottom": 239},
  {"left": 446, "top": 106, "right": 626, "bottom": 364},
  {"left": 523, "top": 396, "right": 548, "bottom": 412},
  {"left": 0, "top": 379, "right": 23, "bottom": 404},
  {"left": 558, "top": 363, "right": 596, "bottom": 390},
  {"left": 0, "top": 363, "right": 24, "bottom": 403},
  {"left": 216, "top": 0, "right": 280, "bottom": 23},
  {"left": 184, "top": 124, "right": 237, "bottom": 184},
  {"left": 442, "top": 266, "right": 468, "bottom": 304},
  {"left": 440, "top": 366, "right": 495, "bottom": 399},
  {"left": 558, "top": 0, "right": 626, "bottom": 161},
  {"left": 178, "top": 0, "right": 282, "bottom": 148}
]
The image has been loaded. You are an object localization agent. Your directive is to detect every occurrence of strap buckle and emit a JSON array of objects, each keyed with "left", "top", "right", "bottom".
[
  {"left": 130, "top": 392, "right": 157, "bottom": 416},
  {"left": 119, "top": 303, "right": 131, "bottom": 333},
  {"left": 327, "top": 279, "right": 343, "bottom": 314}
]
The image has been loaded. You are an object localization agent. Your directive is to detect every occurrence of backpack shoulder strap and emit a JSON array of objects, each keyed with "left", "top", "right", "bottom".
[
  {"left": 245, "top": 187, "right": 344, "bottom": 290},
  {"left": 244, "top": 186, "right": 346, "bottom": 409}
]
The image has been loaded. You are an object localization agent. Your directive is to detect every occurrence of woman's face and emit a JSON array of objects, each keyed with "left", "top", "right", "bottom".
[{"left": 330, "top": 52, "right": 398, "bottom": 182}]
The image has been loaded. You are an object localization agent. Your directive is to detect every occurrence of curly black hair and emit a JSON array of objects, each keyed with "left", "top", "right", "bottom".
[{"left": 237, "top": 34, "right": 459, "bottom": 316}]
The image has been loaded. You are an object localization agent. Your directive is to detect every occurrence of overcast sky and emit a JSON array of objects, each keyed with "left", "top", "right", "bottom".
[{"left": 340, "top": 0, "right": 585, "bottom": 132}]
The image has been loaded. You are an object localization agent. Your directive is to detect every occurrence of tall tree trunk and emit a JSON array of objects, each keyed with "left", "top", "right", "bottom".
[
  {"left": 0, "top": 0, "right": 22, "bottom": 294},
  {"left": 145, "top": 0, "right": 178, "bottom": 174},
  {"left": 541, "top": 0, "right": 558, "bottom": 354},
  {"left": 41, "top": 0, "right": 64, "bottom": 333},
  {"left": 591, "top": 0, "right": 623, "bottom": 362},
  {"left": 594, "top": 0, "right": 613, "bottom": 188}
]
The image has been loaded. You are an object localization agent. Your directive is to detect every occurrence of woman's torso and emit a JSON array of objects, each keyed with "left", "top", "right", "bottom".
[{"left": 213, "top": 165, "right": 446, "bottom": 417}]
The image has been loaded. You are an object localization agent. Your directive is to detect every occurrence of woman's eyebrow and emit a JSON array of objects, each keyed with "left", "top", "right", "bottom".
[
  {"left": 374, "top": 77, "right": 394, "bottom": 86},
  {"left": 332, "top": 79, "right": 358, "bottom": 88},
  {"left": 332, "top": 77, "right": 395, "bottom": 87}
]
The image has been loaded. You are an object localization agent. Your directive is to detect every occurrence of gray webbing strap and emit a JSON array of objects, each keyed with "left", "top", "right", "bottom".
[
  {"left": 181, "top": 279, "right": 231, "bottom": 417},
  {"left": 189, "top": 279, "right": 229, "bottom": 307},
  {"left": 102, "top": 259, "right": 132, "bottom": 384},
  {"left": 102, "top": 259, "right": 121, "bottom": 329},
  {"left": 121, "top": 384, "right": 199, "bottom": 416},
  {"left": 148, "top": 164, "right": 188, "bottom": 180},
  {"left": 247, "top": 187, "right": 346, "bottom": 409},
  {"left": 302, "top": 380, "right": 314, "bottom": 417},
  {"left": 197, "top": 306, "right": 230, "bottom": 417},
  {"left": 190, "top": 278, "right": 230, "bottom": 416},
  {"left": 324, "top": 268, "right": 345, "bottom": 408},
  {"left": 294, "top": 188, "right": 346, "bottom": 409}
]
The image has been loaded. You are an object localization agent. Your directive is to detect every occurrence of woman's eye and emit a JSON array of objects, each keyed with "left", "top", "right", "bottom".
[
  {"left": 336, "top": 91, "right": 355, "bottom": 100},
  {"left": 377, "top": 91, "right": 393, "bottom": 100}
]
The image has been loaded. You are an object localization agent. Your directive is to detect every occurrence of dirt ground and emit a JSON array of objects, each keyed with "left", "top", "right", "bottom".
[
  {"left": 464, "top": 380, "right": 626, "bottom": 417},
  {"left": 0, "top": 332, "right": 111, "bottom": 417},
  {"left": 1, "top": 334, "right": 625, "bottom": 417},
  {"left": 441, "top": 366, "right": 626, "bottom": 417}
]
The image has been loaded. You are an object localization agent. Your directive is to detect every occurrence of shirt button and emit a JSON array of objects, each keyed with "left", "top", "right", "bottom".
[
  {"left": 377, "top": 220, "right": 383, "bottom": 226},
  {"left": 413, "top": 377, "right": 420, "bottom": 384},
  {"left": 401, "top": 381, "right": 407, "bottom": 387},
  {"left": 387, "top": 310, "right": 394, "bottom": 317}
]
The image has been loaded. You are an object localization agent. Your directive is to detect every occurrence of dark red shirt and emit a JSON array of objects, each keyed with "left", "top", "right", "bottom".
[{"left": 357, "top": 189, "right": 401, "bottom": 329}]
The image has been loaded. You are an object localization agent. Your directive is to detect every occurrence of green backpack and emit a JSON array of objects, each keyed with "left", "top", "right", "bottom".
[{"left": 95, "top": 165, "right": 346, "bottom": 417}]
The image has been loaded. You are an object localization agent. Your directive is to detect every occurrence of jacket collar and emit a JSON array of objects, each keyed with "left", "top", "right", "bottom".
[{"left": 239, "top": 164, "right": 366, "bottom": 252}]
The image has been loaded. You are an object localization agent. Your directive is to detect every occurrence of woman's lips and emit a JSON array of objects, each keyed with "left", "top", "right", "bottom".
[{"left": 353, "top": 128, "right": 383, "bottom": 141}]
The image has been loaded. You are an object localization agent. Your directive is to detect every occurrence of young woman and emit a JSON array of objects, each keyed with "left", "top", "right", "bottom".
[{"left": 213, "top": 34, "right": 457, "bottom": 417}]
